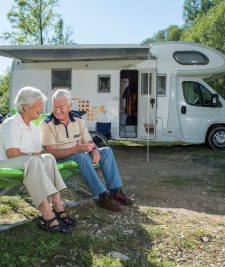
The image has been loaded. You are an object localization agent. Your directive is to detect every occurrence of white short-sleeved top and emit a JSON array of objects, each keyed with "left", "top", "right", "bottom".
[{"left": 0, "top": 113, "right": 42, "bottom": 161}]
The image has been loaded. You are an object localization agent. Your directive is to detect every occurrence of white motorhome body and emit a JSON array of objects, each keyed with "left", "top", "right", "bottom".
[{"left": 1, "top": 42, "right": 225, "bottom": 149}]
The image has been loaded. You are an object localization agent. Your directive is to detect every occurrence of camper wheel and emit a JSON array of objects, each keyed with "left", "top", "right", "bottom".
[
  {"left": 207, "top": 126, "right": 225, "bottom": 149},
  {"left": 89, "top": 131, "right": 108, "bottom": 148}
]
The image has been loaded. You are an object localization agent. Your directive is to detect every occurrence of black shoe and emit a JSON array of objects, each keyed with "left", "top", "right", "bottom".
[
  {"left": 37, "top": 216, "right": 72, "bottom": 233},
  {"left": 52, "top": 209, "right": 77, "bottom": 227}
]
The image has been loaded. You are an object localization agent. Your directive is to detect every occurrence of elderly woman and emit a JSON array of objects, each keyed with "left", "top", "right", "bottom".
[{"left": 0, "top": 87, "right": 76, "bottom": 233}]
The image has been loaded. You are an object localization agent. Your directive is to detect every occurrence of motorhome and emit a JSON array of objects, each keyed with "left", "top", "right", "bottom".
[{"left": 1, "top": 41, "right": 225, "bottom": 149}]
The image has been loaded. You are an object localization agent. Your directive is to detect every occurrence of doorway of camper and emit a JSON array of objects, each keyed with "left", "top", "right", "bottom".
[{"left": 120, "top": 70, "right": 138, "bottom": 138}]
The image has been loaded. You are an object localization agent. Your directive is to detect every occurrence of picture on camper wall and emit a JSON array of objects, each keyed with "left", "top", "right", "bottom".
[
  {"left": 77, "top": 99, "right": 106, "bottom": 121},
  {"left": 98, "top": 75, "right": 111, "bottom": 93}
]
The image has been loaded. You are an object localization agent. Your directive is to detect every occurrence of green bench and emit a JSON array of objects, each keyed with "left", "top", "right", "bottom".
[
  {"left": 0, "top": 110, "right": 100, "bottom": 231},
  {"left": 0, "top": 159, "right": 100, "bottom": 232},
  {"left": 0, "top": 108, "right": 98, "bottom": 191},
  {"left": 0, "top": 160, "right": 100, "bottom": 231},
  {"left": 0, "top": 160, "right": 79, "bottom": 193}
]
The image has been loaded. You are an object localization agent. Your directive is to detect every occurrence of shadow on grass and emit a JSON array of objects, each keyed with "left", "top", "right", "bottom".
[
  {"left": 1, "top": 143, "right": 225, "bottom": 266},
  {"left": 0, "top": 201, "right": 168, "bottom": 267},
  {"left": 0, "top": 169, "right": 161, "bottom": 266}
]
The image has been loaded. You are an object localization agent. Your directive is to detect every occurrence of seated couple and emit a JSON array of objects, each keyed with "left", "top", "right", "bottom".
[{"left": 0, "top": 87, "right": 133, "bottom": 233}]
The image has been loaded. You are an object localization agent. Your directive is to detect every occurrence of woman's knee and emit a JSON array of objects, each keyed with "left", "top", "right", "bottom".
[
  {"left": 42, "top": 153, "right": 55, "bottom": 160},
  {"left": 42, "top": 153, "right": 57, "bottom": 165},
  {"left": 28, "top": 156, "right": 43, "bottom": 166}
]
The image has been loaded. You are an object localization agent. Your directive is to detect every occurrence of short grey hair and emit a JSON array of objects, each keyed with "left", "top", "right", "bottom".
[
  {"left": 15, "top": 86, "right": 47, "bottom": 113},
  {"left": 52, "top": 89, "right": 72, "bottom": 105}
]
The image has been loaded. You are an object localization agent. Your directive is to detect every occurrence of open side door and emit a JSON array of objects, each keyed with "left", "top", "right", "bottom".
[{"left": 138, "top": 68, "right": 157, "bottom": 139}]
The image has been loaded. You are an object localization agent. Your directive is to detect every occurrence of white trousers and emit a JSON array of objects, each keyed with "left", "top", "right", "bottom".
[{"left": 0, "top": 154, "right": 67, "bottom": 208}]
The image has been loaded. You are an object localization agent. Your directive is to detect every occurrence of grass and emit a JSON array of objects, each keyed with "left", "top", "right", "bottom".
[
  {"left": 0, "top": 217, "right": 153, "bottom": 266},
  {"left": 0, "top": 195, "right": 38, "bottom": 219},
  {"left": 111, "top": 140, "right": 192, "bottom": 148},
  {"left": 1, "top": 144, "right": 225, "bottom": 266},
  {"left": 0, "top": 200, "right": 181, "bottom": 267},
  {"left": 0, "top": 197, "right": 224, "bottom": 266}
]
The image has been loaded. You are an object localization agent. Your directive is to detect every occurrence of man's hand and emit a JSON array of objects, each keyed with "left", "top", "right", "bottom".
[
  {"left": 91, "top": 148, "right": 101, "bottom": 164},
  {"left": 76, "top": 140, "right": 94, "bottom": 153}
]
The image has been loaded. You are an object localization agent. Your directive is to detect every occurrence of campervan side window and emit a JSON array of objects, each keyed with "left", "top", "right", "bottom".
[
  {"left": 141, "top": 73, "right": 152, "bottom": 94},
  {"left": 98, "top": 75, "right": 111, "bottom": 93},
  {"left": 182, "top": 81, "right": 213, "bottom": 107},
  {"left": 173, "top": 51, "right": 209, "bottom": 65},
  {"left": 52, "top": 69, "right": 71, "bottom": 90},
  {"left": 157, "top": 75, "right": 166, "bottom": 95}
]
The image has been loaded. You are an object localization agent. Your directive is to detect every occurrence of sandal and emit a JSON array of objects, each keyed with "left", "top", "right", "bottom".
[
  {"left": 52, "top": 209, "right": 77, "bottom": 227},
  {"left": 37, "top": 216, "right": 71, "bottom": 233}
]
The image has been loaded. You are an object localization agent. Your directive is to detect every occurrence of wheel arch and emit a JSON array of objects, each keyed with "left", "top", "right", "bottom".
[{"left": 205, "top": 123, "right": 225, "bottom": 144}]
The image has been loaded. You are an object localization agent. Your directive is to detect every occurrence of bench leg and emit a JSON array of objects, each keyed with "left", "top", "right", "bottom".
[
  {"left": 0, "top": 186, "right": 15, "bottom": 197},
  {"left": 0, "top": 217, "right": 36, "bottom": 232},
  {"left": 64, "top": 196, "right": 98, "bottom": 207}
]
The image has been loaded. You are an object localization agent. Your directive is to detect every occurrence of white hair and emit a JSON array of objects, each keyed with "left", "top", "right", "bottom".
[
  {"left": 15, "top": 86, "right": 47, "bottom": 113},
  {"left": 52, "top": 89, "right": 72, "bottom": 104}
]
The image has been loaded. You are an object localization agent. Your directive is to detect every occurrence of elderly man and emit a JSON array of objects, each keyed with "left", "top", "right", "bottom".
[{"left": 40, "top": 89, "right": 133, "bottom": 211}]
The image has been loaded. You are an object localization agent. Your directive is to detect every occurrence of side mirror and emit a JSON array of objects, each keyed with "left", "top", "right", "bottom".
[{"left": 212, "top": 94, "right": 219, "bottom": 107}]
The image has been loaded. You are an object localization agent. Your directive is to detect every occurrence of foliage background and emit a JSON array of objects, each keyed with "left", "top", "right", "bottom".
[{"left": 1, "top": 0, "right": 225, "bottom": 111}]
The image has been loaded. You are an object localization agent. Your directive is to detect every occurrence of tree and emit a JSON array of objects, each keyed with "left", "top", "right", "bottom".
[
  {"left": 1, "top": 0, "right": 74, "bottom": 45},
  {"left": 142, "top": 0, "right": 224, "bottom": 45},
  {"left": 51, "top": 17, "right": 74, "bottom": 45},
  {"left": 181, "top": 2, "right": 225, "bottom": 98},
  {"left": 166, "top": 25, "right": 183, "bottom": 41},
  {"left": 0, "top": 69, "right": 10, "bottom": 113},
  {"left": 142, "top": 25, "right": 183, "bottom": 44},
  {"left": 181, "top": 2, "right": 225, "bottom": 53},
  {"left": 183, "top": 0, "right": 224, "bottom": 25}
]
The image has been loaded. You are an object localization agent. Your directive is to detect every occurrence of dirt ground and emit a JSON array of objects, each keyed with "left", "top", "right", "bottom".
[
  {"left": 2, "top": 143, "right": 225, "bottom": 222},
  {"left": 113, "top": 144, "right": 225, "bottom": 216},
  {"left": 2, "top": 144, "right": 225, "bottom": 266}
]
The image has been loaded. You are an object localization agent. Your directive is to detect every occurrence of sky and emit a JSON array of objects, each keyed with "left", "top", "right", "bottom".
[{"left": 0, "top": 0, "right": 184, "bottom": 75}]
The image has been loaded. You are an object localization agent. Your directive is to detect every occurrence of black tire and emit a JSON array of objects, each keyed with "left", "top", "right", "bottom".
[
  {"left": 207, "top": 126, "right": 225, "bottom": 149},
  {"left": 89, "top": 131, "right": 108, "bottom": 147}
]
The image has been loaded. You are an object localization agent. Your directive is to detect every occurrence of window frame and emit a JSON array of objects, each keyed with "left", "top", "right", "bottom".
[
  {"left": 182, "top": 81, "right": 213, "bottom": 107},
  {"left": 141, "top": 73, "right": 152, "bottom": 95},
  {"left": 52, "top": 68, "right": 72, "bottom": 90},
  {"left": 98, "top": 75, "right": 111, "bottom": 93},
  {"left": 157, "top": 75, "right": 166, "bottom": 96},
  {"left": 173, "top": 51, "right": 209, "bottom": 65}
]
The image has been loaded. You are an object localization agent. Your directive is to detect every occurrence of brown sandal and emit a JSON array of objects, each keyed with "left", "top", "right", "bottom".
[{"left": 52, "top": 209, "right": 77, "bottom": 227}]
